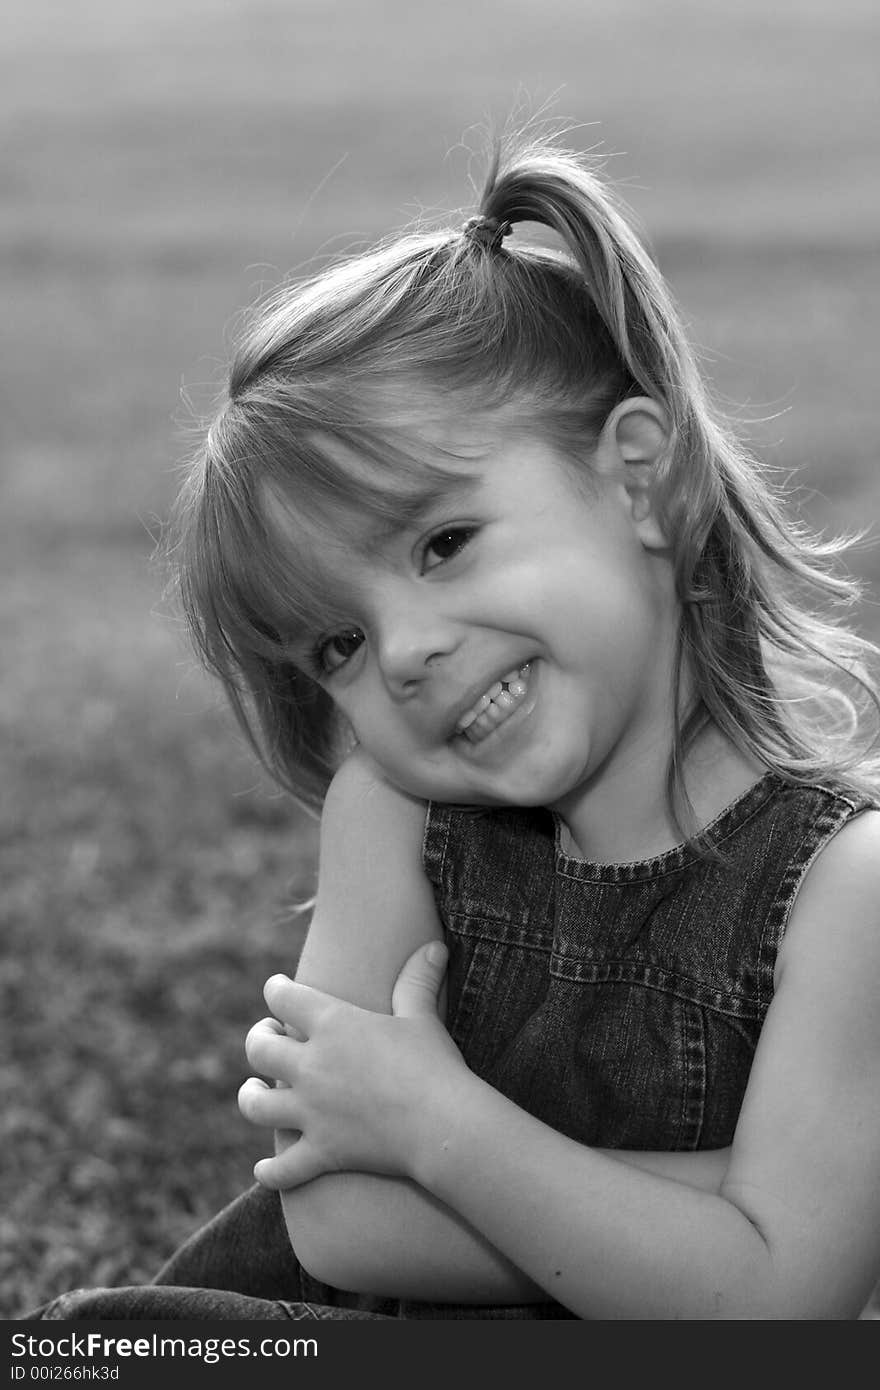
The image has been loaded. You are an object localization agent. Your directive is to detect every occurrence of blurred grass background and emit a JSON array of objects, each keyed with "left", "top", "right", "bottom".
[{"left": 2, "top": 0, "right": 878, "bottom": 1318}]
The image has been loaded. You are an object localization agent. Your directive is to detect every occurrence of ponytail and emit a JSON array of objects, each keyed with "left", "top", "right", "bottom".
[{"left": 478, "top": 145, "right": 690, "bottom": 409}]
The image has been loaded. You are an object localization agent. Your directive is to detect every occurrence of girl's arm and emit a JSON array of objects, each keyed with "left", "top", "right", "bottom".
[
  {"left": 251, "top": 801, "right": 880, "bottom": 1318},
  {"left": 261, "top": 749, "right": 731, "bottom": 1303},
  {"left": 275, "top": 746, "right": 544, "bottom": 1303}
]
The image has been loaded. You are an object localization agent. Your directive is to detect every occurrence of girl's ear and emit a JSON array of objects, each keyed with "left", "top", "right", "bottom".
[{"left": 594, "top": 397, "right": 670, "bottom": 549}]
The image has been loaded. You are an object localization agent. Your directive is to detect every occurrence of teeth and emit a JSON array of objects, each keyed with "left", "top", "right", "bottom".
[{"left": 455, "top": 663, "right": 532, "bottom": 740}]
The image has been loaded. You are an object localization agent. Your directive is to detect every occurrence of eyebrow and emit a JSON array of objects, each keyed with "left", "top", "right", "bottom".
[{"left": 361, "top": 472, "right": 483, "bottom": 549}]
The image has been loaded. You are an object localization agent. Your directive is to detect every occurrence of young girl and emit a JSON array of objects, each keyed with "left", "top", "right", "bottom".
[{"left": 39, "top": 134, "right": 880, "bottom": 1320}]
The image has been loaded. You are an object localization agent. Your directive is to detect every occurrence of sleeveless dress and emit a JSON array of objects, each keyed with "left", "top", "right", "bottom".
[
  {"left": 423, "top": 772, "right": 875, "bottom": 1154},
  {"left": 34, "top": 773, "right": 875, "bottom": 1320}
]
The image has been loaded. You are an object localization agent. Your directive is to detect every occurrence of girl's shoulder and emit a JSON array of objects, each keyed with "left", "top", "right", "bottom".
[
  {"left": 320, "top": 747, "right": 434, "bottom": 891},
  {"left": 295, "top": 749, "right": 441, "bottom": 1011},
  {"left": 788, "top": 800, "right": 880, "bottom": 909},
  {"left": 776, "top": 804, "right": 880, "bottom": 990},
  {"left": 322, "top": 745, "right": 428, "bottom": 840}
]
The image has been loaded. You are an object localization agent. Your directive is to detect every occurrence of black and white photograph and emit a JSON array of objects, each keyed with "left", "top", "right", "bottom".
[{"left": 3, "top": 0, "right": 879, "bottom": 1345}]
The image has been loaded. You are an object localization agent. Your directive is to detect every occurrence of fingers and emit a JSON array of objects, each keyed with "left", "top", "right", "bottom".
[
  {"left": 242, "top": 983, "right": 341, "bottom": 1191},
  {"left": 238, "top": 1075, "right": 302, "bottom": 1131},
  {"left": 391, "top": 938, "right": 448, "bottom": 1018},
  {"left": 253, "top": 1142, "right": 327, "bottom": 1191},
  {"left": 245, "top": 1016, "right": 302, "bottom": 1083},
  {"left": 238, "top": 1078, "right": 311, "bottom": 1188},
  {"left": 263, "top": 975, "right": 328, "bottom": 1033}
]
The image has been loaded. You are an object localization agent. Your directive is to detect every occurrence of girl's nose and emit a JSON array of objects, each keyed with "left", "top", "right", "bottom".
[{"left": 375, "top": 610, "right": 460, "bottom": 694}]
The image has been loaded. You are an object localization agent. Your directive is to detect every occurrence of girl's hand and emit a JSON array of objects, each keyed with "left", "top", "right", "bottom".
[{"left": 239, "top": 940, "right": 464, "bottom": 1189}]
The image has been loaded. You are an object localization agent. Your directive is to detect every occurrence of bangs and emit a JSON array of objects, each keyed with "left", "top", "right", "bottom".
[{"left": 188, "top": 398, "right": 484, "bottom": 678}]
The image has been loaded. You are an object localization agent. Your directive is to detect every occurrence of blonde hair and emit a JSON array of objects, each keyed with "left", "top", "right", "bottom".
[{"left": 167, "top": 133, "right": 880, "bottom": 824}]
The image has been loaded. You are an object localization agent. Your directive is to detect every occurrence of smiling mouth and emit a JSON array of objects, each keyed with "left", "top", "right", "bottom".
[{"left": 455, "top": 663, "right": 533, "bottom": 744}]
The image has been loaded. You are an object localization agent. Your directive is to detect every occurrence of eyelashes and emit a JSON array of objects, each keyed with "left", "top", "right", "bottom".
[
  {"left": 421, "top": 525, "right": 476, "bottom": 570},
  {"left": 311, "top": 627, "right": 365, "bottom": 676},
  {"left": 309, "top": 523, "right": 478, "bottom": 676}
]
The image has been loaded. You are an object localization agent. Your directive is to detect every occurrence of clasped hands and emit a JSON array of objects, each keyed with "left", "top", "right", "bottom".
[{"left": 239, "top": 939, "right": 463, "bottom": 1189}]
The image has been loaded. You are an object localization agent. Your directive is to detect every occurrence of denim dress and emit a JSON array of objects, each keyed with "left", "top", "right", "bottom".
[
  {"left": 425, "top": 772, "right": 874, "bottom": 1154},
  {"left": 35, "top": 773, "right": 875, "bottom": 1321}
]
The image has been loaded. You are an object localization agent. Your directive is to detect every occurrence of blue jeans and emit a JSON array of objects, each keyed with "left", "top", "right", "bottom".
[{"left": 34, "top": 1185, "right": 395, "bottom": 1320}]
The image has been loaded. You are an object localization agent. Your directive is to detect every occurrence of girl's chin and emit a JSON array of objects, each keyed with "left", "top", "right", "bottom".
[{"left": 437, "top": 756, "right": 587, "bottom": 812}]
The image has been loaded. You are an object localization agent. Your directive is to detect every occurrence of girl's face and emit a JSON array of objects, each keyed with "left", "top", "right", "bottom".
[{"left": 272, "top": 412, "right": 680, "bottom": 825}]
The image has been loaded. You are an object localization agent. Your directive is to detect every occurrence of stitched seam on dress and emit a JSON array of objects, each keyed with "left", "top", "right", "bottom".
[
  {"left": 444, "top": 914, "right": 555, "bottom": 946},
  {"left": 445, "top": 914, "right": 764, "bottom": 1015},
  {"left": 421, "top": 799, "right": 450, "bottom": 890},
  {"left": 553, "top": 777, "right": 875, "bottom": 883},
  {"left": 681, "top": 1002, "right": 706, "bottom": 1146},
  {"left": 756, "top": 797, "right": 871, "bottom": 1002},
  {"left": 553, "top": 773, "right": 779, "bottom": 881},
  {"left": 548, "top": 960, "right": 766, "bottom": 1021}
]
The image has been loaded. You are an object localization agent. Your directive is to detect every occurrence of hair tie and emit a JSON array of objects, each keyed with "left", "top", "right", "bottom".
[{"left": 461, "top": 214, "right": 513, "bottom": 252}]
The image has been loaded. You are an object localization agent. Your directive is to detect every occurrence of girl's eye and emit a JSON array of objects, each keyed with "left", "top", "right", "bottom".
[
  {"left": 422, "top": 526, "right": 476, "bottom": 571},
  {"left": 313, "top": 627, "right": 365, "bottom": 675}
]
